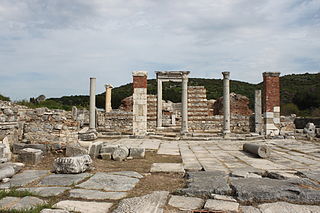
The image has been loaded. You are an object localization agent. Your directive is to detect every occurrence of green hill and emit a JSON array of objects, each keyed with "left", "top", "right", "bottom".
[{"left": 14, "top": 73, "right": 320, "bottom": 116}]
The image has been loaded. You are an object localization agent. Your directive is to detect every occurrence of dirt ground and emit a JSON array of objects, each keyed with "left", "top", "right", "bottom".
[{"left": 19, "top": 150, "right": 186, "bottom": 201}]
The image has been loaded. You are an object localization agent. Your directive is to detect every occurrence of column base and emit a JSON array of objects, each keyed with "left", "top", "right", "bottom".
[{"left": 223, "top": 130, "right": 231, "bottom": 139}]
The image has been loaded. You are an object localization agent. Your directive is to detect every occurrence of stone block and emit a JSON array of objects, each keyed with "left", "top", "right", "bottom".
[
  {"left": 0, "top": 144, "right": 5, "bottom": 158},
  {"left": 18, "top": 148, "right": 43, "bottom": 165},
  {"left": 112, "top": 146, "right": 129, "bottom": 161},
  {"left": 100, "top": 153, "right": 112, "bottom": 160},
  {"left": 53, "top": 155, "right": 92, "bottom": 174},
  {"left": 129, "top": 147, "right": 145, "bottom": 159},
  {"left": 150, "top": 163, "right": 184, "bottom": 173},
  {"left": 100, "top": 144, "right": 118, "bottom": 154},
  {"left": 204, "top": 199, "right": 239, "bottom": 212},
  {"left": 168, "top": 195, "right": 204, "bottom": 210},
  {"left": 12, "top": 143, "right": 26, "bottom": 154},
  {"left": 53, "top": 200, "right": 113, "bottom": 213},
  {"left": 65, "top": 144, "right": 88, "bottom": 157},
  {"left": 79, "top": 132, "right": 97, "bottom": 141},
  {"left": 0, "top": 166, "right": 15, "bottom": 180},
  {"left": 88, "top": 141, "right": 102, "bottom": 158}
]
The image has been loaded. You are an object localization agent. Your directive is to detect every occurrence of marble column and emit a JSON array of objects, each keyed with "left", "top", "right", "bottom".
[
  {"left": 105, "top": 84, "right": 113, "bottom": 113},
  {"left": 255, "top": 90, "right": 262, "bottom": 134},
  {"left": 222, "top": 72, "right": 231, "bottom": 136},
  {"left": 181, "top": 73, "right": 188, "bottom": 134},
  {"left": 89, "top": 77, "right": 96, "bottom": 131},
  {"left": 157, "top": 78, "right": 162, "bottom": 128}
]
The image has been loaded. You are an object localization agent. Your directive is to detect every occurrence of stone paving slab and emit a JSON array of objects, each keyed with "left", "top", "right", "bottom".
[
  {"left": 107, "top": 171, "right": 143, "bottom": 179},
  {"left": 258, "top": 201, "right": 320, "bottom": 213},
  {"left": 53, "top": 200, "right": 113, "bottom": 213},
  {"left": 168, "top": 195, "right": 204, "bottom": 211},
  {"left": 113, "top": 191, "right": 169, "bottom": 213},
  {"left": 204, "top": 199, "right": 239, "bottom": 212},
  {"left": 0, "top": 170, "right": 49, "bottom": 188},
  {"left": 38, "top": 173, "right": 91, "bottom": 186},
  {"left": 76, "top": 172, "right": 140, "bottom": 191},
  {"left": 69, "top": 189, "right": 127, "bottom": 200},
  {"left": 18, "top": 187, "right": 71, "bottom": 197},
  {"left": 0, "top": 196, "right": 45, "bottom": 211},
  {"left": 150, "top": 163, "right": 185, "bottom": 173}
]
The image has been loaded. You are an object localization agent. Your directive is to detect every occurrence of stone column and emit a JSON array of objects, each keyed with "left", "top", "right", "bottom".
[
  {"left": 255, "top": 90, "right": 262, "bottom": 134},
  {"left": 89, "top": 77, "right": 96, "bottom": 131},
  {"left": 181, "top": 73, "right": 188, "bottom": 134},
  {"left": 263, "top": 72, "right": 281, "bottom": 136},
  {"left": 105, "top": 84, "right": 113, "bottom": 113},
  {"left": 132, "top": 71, "right": 148, "bottom": 137},
  {"left": 222, "top": 72, "right": 231, "bottom": 136},
  {"left": 157, "top": 78, "right": 162, "bottom": 128}
]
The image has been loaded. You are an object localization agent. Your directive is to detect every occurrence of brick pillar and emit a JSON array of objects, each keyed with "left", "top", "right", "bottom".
[
  {"left": 263, "top": 72, "right": 280, "bottom": 136},
  {"left": 132, "top": 71, "right": 148, "bottom": 137}
]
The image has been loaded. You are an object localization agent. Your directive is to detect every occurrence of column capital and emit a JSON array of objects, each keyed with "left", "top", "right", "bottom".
[
  {"left": 263, "top": 72, "right": 280, "bottom": 77},
  {"left": 105, "top": 84, "right": 113, "bottom": 89},
  {"left": 132, "top": 71, "right": 148, "bottom": 77},
  {"left": 222, "top": 71, "right": 230, "bottom": 79}
]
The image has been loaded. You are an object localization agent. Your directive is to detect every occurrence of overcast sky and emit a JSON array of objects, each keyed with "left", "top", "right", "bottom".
[{"left": 0, "top": 0, "right": 319, "bottom": 100}]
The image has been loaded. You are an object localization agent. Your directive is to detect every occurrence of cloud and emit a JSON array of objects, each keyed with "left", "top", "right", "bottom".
[{"left": 0, "top": 0, "right": 319, "bottom": 100}]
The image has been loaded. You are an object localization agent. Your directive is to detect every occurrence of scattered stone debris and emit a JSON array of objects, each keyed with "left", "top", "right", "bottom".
[
  {"left": 98, "top": 143, "right": 146, "bottom": 161},
  {"left": 52, "top": 155, "right": 92, "bottom": 174}
]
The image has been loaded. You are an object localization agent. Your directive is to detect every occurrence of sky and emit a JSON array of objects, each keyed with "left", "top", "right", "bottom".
[{"left": 0, "top": 0, "right": 319, "bottom": 100}]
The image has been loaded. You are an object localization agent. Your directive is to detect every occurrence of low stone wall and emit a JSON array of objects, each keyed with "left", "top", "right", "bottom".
[
  {"left": 97, "top": 110, "right": 133, "bottom": 133},
  {"left": 0, "top": 101, "right": 80, "bottom": 146}
]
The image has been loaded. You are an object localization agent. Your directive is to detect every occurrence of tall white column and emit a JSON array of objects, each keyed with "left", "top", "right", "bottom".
[
  {"left": 255, "top": 90, "right": 262, "bottom": 134},
  {"left": 222, "top": 72, "right": 230, "bottom": 136},
  {"left": 157, "top": 79, "right": 162, "bottom": 128},
  {"left": 89, "top": 77, "right": 96, "bottom": 130},
  {"left": 105, "top": 84, "right": 113, "bottom": 113},
  {"left": 181, "top": 74, "right": 188, "bottom": 134}
]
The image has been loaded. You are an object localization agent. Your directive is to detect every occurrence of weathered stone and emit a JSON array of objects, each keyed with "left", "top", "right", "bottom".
[
  {"left": 240, "top": 206, "right": 261, "bottom": 213},
  {"left": 113, "top": 191, "right": 169, "bottom": 213},
  {"left": 258, "top": 201, "right": 320, "bottom": 213},
  {"left": 0, "top": 170, "right": 49, "bottom": 188},
  {"left": 178, "top": 171, "right": 232, "bottom": 197},
  {"left": 303, "top": 122, "right": 316, "bottom": 135},
  {"left": 11, "top": 196, "right": 45, "bottom": 210},
  {"left": 88, "top": 141, "right": 102, "bottom": 158},
  {"left": 230, "top": 177, "right": 320, "bottom": 204},
  {"left": 0, "top": 144, "right": 5, "bottom": 158},
  {"left": 0, "top": 166, "right": 15, "bottom": 180},
  {"left": 297, "top": 170, "right": 320, "bottom": 182},
  {"left": 112, "top": 146, "right": 129, "bottom": 161},
  {"left": 212, "top": 194, "right": 237, "bottom": 202},
  {"left": 65, "top": 144, "right": 88, "bottom": 157},
  {"left": 77, "top": 172, "right": 140, "bottom": 191},
  {"left": 69, "top": 189, "right": 127, "bottom": 200},
  {"left": 0, "top": 196, "right": 45, "bottom": 211},
  {"left": 79, "top": 131, "right": 97, "bottom": 141},
  {"left": 53, "top": 155, "right": 92, "bottom": 174},
  {"left": 18, "top": 148, "right": 43, "bottom": 164},
  {"left": 40, "top": 209, "right": 70, "bottom": 213},
  {"left": 39, "top": 173, "right": 91, "bottom": 186},
  {"left": 129, "top": 147, "right": 145, "bottom": 158},
  {"left": 243, "top": 143, "right": 271, "bottom": 158},
  {"left": 150, "top": 163, "right": 185, "bottom": 173},
  {"left": 204, "top": 199, "right": 239, "bottom": 212},
  {"left": 12, "top": 143, "right": 27, "bottom": 154},
  {"left": 168, "top": 195, "right": 204, "bottom": 210},
  {"left": 100, "top": 153, "right": 112, "bottom": 160},
  {"left": 18, "top": 187, "right": 71, "bottom": 197},
  {"left": 53, "top": 200, "right": 113, "bottom": 213},
  {"left": 100, "top": 144, "right": 118, "bottom": 155},
  {"left": 0, "top": 162, "right": 24, "bottom": 173},
  {"left": 107, "top": 171, "right": 143, "bottom": 179}
]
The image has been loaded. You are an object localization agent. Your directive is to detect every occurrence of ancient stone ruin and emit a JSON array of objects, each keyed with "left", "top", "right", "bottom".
[{"left": 0, "top": 71, "right": 319, "bottom": 212}]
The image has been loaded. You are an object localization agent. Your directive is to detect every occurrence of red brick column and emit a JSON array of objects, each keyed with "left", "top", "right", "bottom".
[
  {"left": 263, "top": 72, "right": 280, "bottom": 136},
  {"left": 132, "top": 71, "right": 148, "bottom": 136}
]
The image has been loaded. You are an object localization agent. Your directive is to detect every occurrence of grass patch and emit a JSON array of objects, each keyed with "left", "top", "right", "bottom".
[
  {"left": 0, "top": 189, "right": 35, "bottom": 200},
  {"left": 0, "top": 203, "right": 54, "bottom": 213}
]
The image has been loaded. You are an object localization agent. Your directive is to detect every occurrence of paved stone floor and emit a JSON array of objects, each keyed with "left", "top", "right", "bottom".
[{"left": 0, "top": 138, "right": 319, "bottom": 212}]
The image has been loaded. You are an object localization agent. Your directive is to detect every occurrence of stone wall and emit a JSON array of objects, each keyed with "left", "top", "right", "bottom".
[
  {"left": 96, "top": 110, "right": 133, "bottom": 134},
  {"left": 0, "top": 100, "right": 80, "bottom": 147}
]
